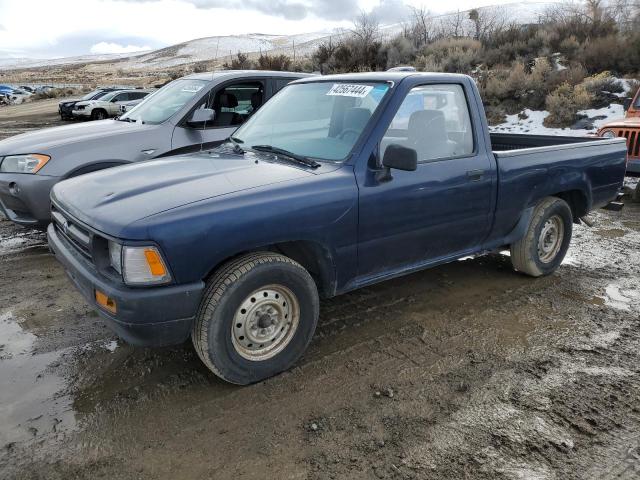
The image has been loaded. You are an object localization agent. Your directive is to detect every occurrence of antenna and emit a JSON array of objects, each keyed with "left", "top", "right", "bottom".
[{"left": 199, "top": 68, "right": 215, "bottom": 153}]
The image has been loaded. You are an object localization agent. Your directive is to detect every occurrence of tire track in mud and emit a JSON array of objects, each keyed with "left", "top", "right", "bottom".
[{"left": 1, "top": 177, "right": 639, "bottom": 478}]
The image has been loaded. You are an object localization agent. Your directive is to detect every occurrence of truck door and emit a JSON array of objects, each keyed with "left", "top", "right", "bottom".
[
  {"left": 356, "top": 83, "right": 495, "bottom": 279},
  {"left": 171, "top": 79, "right": 266, "bottom": 153}
]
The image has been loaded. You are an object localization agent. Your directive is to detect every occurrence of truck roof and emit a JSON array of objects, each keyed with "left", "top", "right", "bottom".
[
  {"left": 183, "top": 70, "right": 316, "bottom": 82},
  {"left": 290, "top": 71, "right": 472, "bottom": 84}
]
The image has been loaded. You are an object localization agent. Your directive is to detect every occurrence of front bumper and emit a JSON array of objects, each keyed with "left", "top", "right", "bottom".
[
  {"left": 72, "top": 109, "right": 90, "bottom": 117},
  {"left": 0, "top": 173, "right": 59, "bottom": 226},
  {"left": 627, "top": 158, "right": 640, "bottom": 176},
  {"left": 48, "top": 223, "right": 205, "bottom": 347},
  {"left": 59, "top": 104, "right": 75, "bottom": 117}
]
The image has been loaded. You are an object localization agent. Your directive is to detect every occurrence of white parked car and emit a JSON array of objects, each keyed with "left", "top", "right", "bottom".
[
  {"left": 119, "top": 97, "right": 148, "bottom": 115},
  {"left": 72, "top": 89, "right": 151, "bottom": 120}
]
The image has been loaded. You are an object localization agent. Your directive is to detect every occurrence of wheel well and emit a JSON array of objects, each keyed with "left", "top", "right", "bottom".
[
  {"left": 551, "top": 190, "right": 588, "bottom": 220},
  {"left": 205, "top": 241, "right": 336, "bottom": 298},
  {"left": 66, "top": 161, "right": 127, "bottom": 179}
]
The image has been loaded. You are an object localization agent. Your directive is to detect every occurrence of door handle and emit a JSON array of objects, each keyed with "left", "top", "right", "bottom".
[{"left": 466, "top": 169, "right": 485, "bottom": 181}]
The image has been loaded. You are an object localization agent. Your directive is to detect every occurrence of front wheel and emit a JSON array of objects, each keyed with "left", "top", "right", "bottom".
[
  {"left": 510, "top": 197, "right": 573, "bottom": 277},
  {"left": 192, "top": 252, "right": 319, "bottom": 385},
  {"left": 91, "top": 109, "right": 107, "bottom": 120}
]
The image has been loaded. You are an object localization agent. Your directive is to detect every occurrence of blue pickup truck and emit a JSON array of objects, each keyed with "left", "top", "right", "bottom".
[{"left": 47, "top": 72, "right": 627, "bottom": 384}]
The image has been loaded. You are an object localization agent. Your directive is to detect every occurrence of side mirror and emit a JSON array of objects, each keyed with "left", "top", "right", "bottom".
[
  {"left": 187, "top": 108, "right": 216, "bottom": 128},
  {"left": 377, "top": 144, "right": 418, "bottom": 182},
  {"left": 623, "top": 97, "right": 632, "bottom": 112}
]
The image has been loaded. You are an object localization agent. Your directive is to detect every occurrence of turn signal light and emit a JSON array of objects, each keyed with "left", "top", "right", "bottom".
[
  {"left": 144, "top": 248, "right": 167, "bottom": 277},
  {"left": 95, "top": 290, "right": 117, "bottom": 314}
]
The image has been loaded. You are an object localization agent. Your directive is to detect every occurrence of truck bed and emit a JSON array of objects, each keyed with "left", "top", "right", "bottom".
[{"left": 485, "top": 132, "right": 628, "bottom": 251}]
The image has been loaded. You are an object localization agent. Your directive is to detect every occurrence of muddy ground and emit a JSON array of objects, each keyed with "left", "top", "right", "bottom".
[
  {"left": 0, "top": 114, "right": 639, "bottom": 480},
  {"left": 0, "top": 98, "right": 67, "bottom": 140}
]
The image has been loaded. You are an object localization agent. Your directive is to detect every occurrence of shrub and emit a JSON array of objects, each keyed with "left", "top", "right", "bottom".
[
  {"left": 580, "top": 72, "right": 624, "bottom": 107},
  {"left": 558, "top": 63, "right": 587, "bottom": 87},
  {"left": 31, "top": 88, "right": 79, "bottom": 100},
  {"left": 544, "top": 82, "right": 593, "bottom": 127},
  {"left": 559, "top": 35, "right": 581, "bottom": 58},
  {"left": 420, "top": 38, "right": 482, "bottom": 74},
  {"left": 484, "top": 104, "right": 507, "bottom": 125},
  {"left": 223, "top": 52, "right": 253, "bottom": 70},
  {"left": 627, "top": 79, "right": 640, "bottom": 101},
  {"left": 384, "top": 36, "right": 416, "bottom": 69}
]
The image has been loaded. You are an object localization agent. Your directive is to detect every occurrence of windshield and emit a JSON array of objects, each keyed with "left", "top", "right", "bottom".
[
  {"left": 101, "top": 91, "right": 122, "bottom": 102},
  {"left": 120, "top": 79, "right": 208, "bottom": 125},
  {"left": 231, "top": 81, "right": 390, "bottom": 161},
  {"left": 82, "top": 89, "right": 104, "bottom": 100}
]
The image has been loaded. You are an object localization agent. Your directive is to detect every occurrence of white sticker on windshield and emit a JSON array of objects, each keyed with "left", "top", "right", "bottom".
[
  {"left": 327, "top": 84, "right": 374, "bottom": 98},
  {"left": 181, "top": 85, "right": 204, "bottom": 93}
]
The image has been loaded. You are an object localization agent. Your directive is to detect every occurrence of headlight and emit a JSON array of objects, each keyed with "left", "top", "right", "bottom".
[
  {"left": 108, "top": 242, "right": 123, "bottom": 274},
  {"left": 601, "top": 130, "right": 616, "bottom": 139},
  {"left": 0, "top": 154, "right": 50, "bottom": 173},
  {"left": 109, "top": 242, "right": 171, "bottom": 286}
]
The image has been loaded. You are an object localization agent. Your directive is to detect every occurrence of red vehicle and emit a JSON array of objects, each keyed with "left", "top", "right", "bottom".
[{"left": 597, "top": 86, "right": 640, "bottom": 178}]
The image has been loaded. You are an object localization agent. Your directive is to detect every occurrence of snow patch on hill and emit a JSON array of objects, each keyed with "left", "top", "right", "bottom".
[
  {"left": 490, "top": 104, "right": 626, "bottom": 136},
  {"left": 0, "top": 2, "right": 558, "bottom": 71}
]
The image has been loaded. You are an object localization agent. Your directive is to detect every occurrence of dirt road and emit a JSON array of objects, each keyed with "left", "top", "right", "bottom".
[
  {"left": 0, "top": 115, "right": 639, "bottom": 480},
  {"left": 0, "top": 98, "right": 68, "bottom": 140}
]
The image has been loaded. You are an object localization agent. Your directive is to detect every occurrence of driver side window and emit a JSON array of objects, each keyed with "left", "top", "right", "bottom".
[
  {"left": 381, "top": 84, "right": 474, "bottom": 162},
  {"left": 196, "top": 81, "right": 265, "bottom": 128}
]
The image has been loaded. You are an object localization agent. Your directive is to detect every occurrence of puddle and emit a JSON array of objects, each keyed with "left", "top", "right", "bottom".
[
  {"left": 604, "top": 283, "right": 640, "bottom": 312},
  {"left": 0, "top": 311, "right": 76, "bottom": 447},
  {"left": 595, "top": 228, "right": 626, "bottom": 239},
  {"left": 0, "top": 229, "right": 46, "bottom": 256}
]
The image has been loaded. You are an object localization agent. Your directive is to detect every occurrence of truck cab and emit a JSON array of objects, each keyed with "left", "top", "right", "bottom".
[{"left": 597, "top": 87, "right": 640, "bottom": 176}]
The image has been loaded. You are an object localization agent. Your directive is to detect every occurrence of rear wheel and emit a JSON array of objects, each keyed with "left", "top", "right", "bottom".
[
  {"left": 510, "top": 197, "right": 573, "bottom": 277},
  {"left": 192, "top": 252, "right": 319, "bottom": 385}
]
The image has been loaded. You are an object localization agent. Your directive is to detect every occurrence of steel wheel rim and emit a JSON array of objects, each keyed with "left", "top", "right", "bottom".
[
  {"left": 538, "top": 215, "right": 564, "bottom": 263},
  {"left": 231, "top": 284, "right": 300, "bottom": 361}
]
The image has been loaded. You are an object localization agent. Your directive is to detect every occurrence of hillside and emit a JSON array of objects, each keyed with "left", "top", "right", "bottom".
[{"left": 0, "top": 2, "right": 557, "bottom": 72}]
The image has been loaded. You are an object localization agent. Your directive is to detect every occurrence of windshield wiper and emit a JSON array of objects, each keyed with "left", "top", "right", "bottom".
[
  {"left": 251, "top": 145, "right": 320, "bottom": 168},
  {"left": 228, "top": 136, "right": 245, "bottom": 154}
]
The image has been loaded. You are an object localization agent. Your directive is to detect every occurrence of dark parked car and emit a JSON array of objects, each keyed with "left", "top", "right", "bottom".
[
  {"left": 48, "top": 72, "right": 627, "bottom": 384},
  {"left": 0, "top": 71, "right": 311, "bottom": 227}
]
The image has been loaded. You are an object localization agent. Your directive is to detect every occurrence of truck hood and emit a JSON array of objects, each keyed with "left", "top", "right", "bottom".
[
  {"left": 600, "top": 116, "right": 640, "bottom": 129},
  {"left": 0, "top": 119, "right": 153, "bottom": 156},
  {"left": 51, "top": 152, "right": 316, "bottom": 237}
]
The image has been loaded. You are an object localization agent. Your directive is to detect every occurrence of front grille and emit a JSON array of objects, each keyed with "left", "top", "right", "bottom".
[
  {"left": 51, "top": 204, "right": 93, "bottom": 259},
  {"left": 616, "top": 129, "right": 640, "bottom": 158}
]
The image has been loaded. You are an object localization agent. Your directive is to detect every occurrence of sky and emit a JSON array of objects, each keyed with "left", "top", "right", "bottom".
[{"left": 0, "top": 0, "right": 540, "bottom": 59}]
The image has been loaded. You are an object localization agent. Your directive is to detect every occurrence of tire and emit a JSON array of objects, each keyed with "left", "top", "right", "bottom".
[
  {"left": 91, "top": 109, "right": 107, "bottom": 120},
  {"left": 192, "top": 252, "right": 319, "bottom": 385},
  {"left": 510, "top": 196, "right": 573, "bottom": 277}
]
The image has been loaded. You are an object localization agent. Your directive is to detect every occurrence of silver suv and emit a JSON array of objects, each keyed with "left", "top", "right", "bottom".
[{"left": 0, "top": 70, "right": 313, "bottom": 227}]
